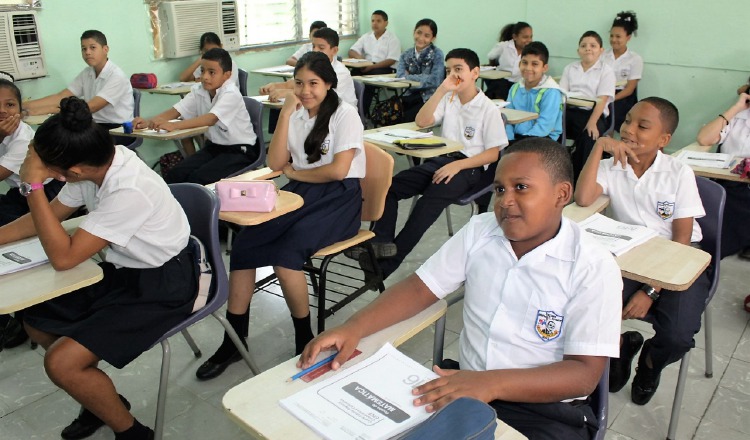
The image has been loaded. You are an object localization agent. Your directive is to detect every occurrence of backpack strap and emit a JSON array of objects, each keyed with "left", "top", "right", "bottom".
[{"left": 189, "top": 235, "right": 213, "bottom": 313}]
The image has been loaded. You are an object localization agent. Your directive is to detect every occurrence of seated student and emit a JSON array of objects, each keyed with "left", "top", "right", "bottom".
[
  {"left": 178, "top": 31, "right": 239, "bottom": 89},
  {"left": 301, "top": 138, "right": 622, "bottom": 440},
  {"left": 351, "top": 48, "right": 507, "bottom": 280},
  {"left": 195, "top": 52, "right": 365, "bottom": 380},
  {"left": 395, "top": 18, "right": 445, "bottom": 123},
  {"left": 602, "top": 11, "right": 643, "bottom": 133},
  {"left": 560, "top": 31, "right": 615, "bottom": 182},
  {"left": 504, "top": 41, "right": 563, "bottom": 143},
  {"left": 485, "top": 22, "right": 533, "bottom": 100},
  {"left": 2, "top": 97, "right": 197, "bottom": 440},
  {"left": 133, "top": 48, "right": 258, "bottom": 185},
  {"left": 286, "top": 21, "right": 327, "bottom": 66},
  {"left": 575, "top": 97, "right": 710, "bottom": 405}
]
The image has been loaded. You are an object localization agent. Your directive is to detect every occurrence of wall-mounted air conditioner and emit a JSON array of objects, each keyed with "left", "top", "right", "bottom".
[
  {"left": 0, "top": 10, "right": 46, "bottom": 80},
  {"left": 159, "top": 0, "right": 239, "bottom": 59}
]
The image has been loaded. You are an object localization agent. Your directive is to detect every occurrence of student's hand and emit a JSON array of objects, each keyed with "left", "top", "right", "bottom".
[
  {"left": 132, "top": 117, "right": 150, "bottom": 130},
  {"left": 361, "top": 65, "right": 374, "bottom": 74},
  {"left": 595, "top": 137, "right": 640, "bottom": 169},
  {"left": 20, "top": 144, "right": 53, "bottom": 183},
  {"left": 269, "top": 88, "right": 294, "bottom": 103},
  {"left": 280, "top": 93, "right": 302, "bottom": 114},
  {"left": 733, "top": 93, "right": 750, "bottom": 111},
  {"left": 0, "top": 113, "right": 21, "bottom": 138},
  {"left": 281, "top": 163, "right": 295, "bottom": 179},
  {"left": 622, "top": 290, "right": 653, "bottom": 320},
  {"left": 153, "top": 120, "right": 178, "bottom": 132},
  {"left": 585, "top": 119, "right": 600, "bottom": 140},
  {"left": 738, "top": 84, "right": 750, "bottom": 95},
  {"left": 432, "top": 161, "right": 464, "bottom": 184},
  {"left": 438, "top": 75, "right": 461, "bottom": 94},
  {"left": 411, "top": 367, "right": 494, "bottom": 413},
  {"left": 259, "top": 82, "right": 279, "bottom": 95},
  {"left": 296, "top": 323, "right": 363, "bottom": 371}
]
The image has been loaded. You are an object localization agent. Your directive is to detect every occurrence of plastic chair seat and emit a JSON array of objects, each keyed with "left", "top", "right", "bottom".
[{"left": 313, "top": 230, "right": 375, "bottom": 257}]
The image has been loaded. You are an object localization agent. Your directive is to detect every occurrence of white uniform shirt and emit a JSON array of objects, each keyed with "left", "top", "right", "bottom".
[
  {"left": 192, "top": 59, "right": 240, "bottom": 90},
  {"left": 288, "top": 101, "right": 365, "bottom": 178},
  {"left": 596, "top": 151, "right": 705, "bottom": 242},
  {"left": 719, "top": 108, "right": 750, "bottom": 156},
  {"left": 350, "top": 30, "right": 401, "bottom": 63},
  {"left": 332, "top": 59, "right": 358, "bottom": 108},
  {"left": 417, "top": 213, "right": 622, "bottom": 375},
  {"left": 292, "top": 42, "right": 313, "bottom": 61},
  {"left": 560, "top": 59, "right": 616, "bottom": 117},
  {"left": 67, "top": 60, "right": 134, "bottom": 124},
  {"left": 433, "top": 89, "right": 508, "bottom": 159},
  {"left": 174, "top": 81, "right": 256, "bottom": 146},
  {"left": 602, "top": 49, "right": 643, "bottom": 89},
  {"left": 487, "top": 40, "right": 521, "bottom": 83},
  {"left": 0, "top": 121, "right": 34, "bottom": 187},
  {"left": 57, "top": 146, "right": 190, "bottom": 269}
]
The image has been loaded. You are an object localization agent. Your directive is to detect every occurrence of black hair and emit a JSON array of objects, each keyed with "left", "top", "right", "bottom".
[
  {"left": 80, "top": 30, "right": 107, "bottom": 46},
  {"left": 414, "top": 18, "right": 438, "bottom": 37},
  {"left": 294, "top": 52, "right": 339, "bottom": 164},
  {"left": 504, "top": 137, "right": 573, "bottom": 185},
  {"left": 612, "top": 11, "right": 638, "bottom": 36},
  {"left": 0, "top": 70, "right": 15, "bottom": 82},
  {"left": 313, "top": 27, "right": 339, "bottom": 48},
  {"left": 521, "top": 41, "right": 549, "bottom": 65},
  {"left": 372, "top": 10, "right": 388, "bottom": 21},
  {"left": 445, "top": 48, "right": 480, "bottom": 71},
  {"left": 309, "top": 21, "right": 327, "bottom": 32},
  {"left": 0, "top": 78, "right": 22, "bottom": 113},
  {"left": 640, "top": 97, "right": 680, "bottom": 135},
  {"left": 499, "top": 22, "right": 531, "bottom": 42},
  {"left": 202, "top": 47, "right": 232, "bottom": 73},
  {"left": 34, "top": 97, "right": 114, "bottom": 170},
  {"left": 579, "top": 30, "right": 603, "bottom": 47},
  {"left": 199, "top": 32, "right": 222, "bottom": 50}
]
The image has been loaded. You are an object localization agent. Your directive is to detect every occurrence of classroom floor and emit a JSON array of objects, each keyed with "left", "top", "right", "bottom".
[{"left": 1, "top": 155, "right": 750, "bottom": 440}]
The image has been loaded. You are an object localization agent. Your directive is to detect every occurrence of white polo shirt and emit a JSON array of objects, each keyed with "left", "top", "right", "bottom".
[
  {"left": 560, "top": 59, "right": 616, "bottom": 117},
  {"left": 487, "top": 40, "right": 521, "bottom": 83},
  {"left": 67, "top": 60, "right": 134, "bottom": 124},
  {"left": 332, "top": 59, "right": 358, "bottom": 108},
  {"left": 350, "top": 30, "right": 401, "bottom": 63},
  {"left": 602, "top": 49, "right": 643, "bottom": 89},
  {"left": 288, "top": 101, "right": 365, "bottom": 178},
  {"left": 192, "top": 59, "right": 240, "bottom": 90},
  {"left": 174, "top": 81, "right": 256, "bottom": 146},
  {"left": 596, "top": 151, "right": 705, "bottom": 242},
  {"left": 0, "top": 121, "right": 34, "bottom": 187},
  {"left": 57, "top": 146, "right": 190, "bottom": 269},
  {"left": 417, "top": 213, "right": 622, "bottom": 374},
  {"left": 433, "top": 89, "right": 508, "bottom": 159},
  {"left": 719, "top": 108, "right": 750, "bottom": 156},
  {"left": 292, "top": 42, "right": 313, "bottom": 61}
]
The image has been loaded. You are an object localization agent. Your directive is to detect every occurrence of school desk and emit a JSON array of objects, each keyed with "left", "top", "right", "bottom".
[
  {"left": 353, "top": 73, "right": 421, "bottom": 95},
  {"left": 218, "top": 190, "right": 303, "bottom": 226},
  {"left": 248, "top": 95, "right": 284, "bottom": 110},
  {"left": 342, "top": 58, "right": 375, "bottom": 69},
  {"left": 141, "top": 83, "right": 194, "bottom": 98},
  {"left": 552, "top": 77, "right": 627, "bottom": 89},
  {"left": 110, "top": 125, "right": 209, "bottom": 157},
  {"left": 562, "top": 194, "right": 610, "bottom": 223},
  {"left": 478, "top": 69, "right": 511, "bottom": 81},
  {"left": 23, "top": 113, "right": 51, "bottom": 126},
  {"left": 364, "top": 121, "right": 463, "bottom": 165},
  {"left": 499, "top": 107, "right": 539, "bottom": 124},
  {"left": 250, "top": 65, "right": 295, "bottom": 80},
  {"left": 566, "top": 96, "right": 597, "bottom": 109},
  {"left": 671, "top": 143, "right": 750, "bottom": 183}
]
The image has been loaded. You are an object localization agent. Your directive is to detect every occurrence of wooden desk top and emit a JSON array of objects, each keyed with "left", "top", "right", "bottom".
[
  {"left": 251, "top": 65, "right": 295, "bottom": 79},
  {"left": 24, "top": 113, "right": 52, "bottom": 126},
  {"left": 672, "top": 143, "right": 749, "bottom": 183},
  {"left": 499, "top": 107, "right": 539, "bottom": 124},
  {"left": 342, "top": 59, "right": 374, "bottom": 68},
  {"left": 562, "top": 195, "right": 610, "bottom": 223},
  {"left": 110, "top": 125, "right": 208, "bottom": 141},
  {"left": 249, "top": 95, "right": 284, "bottom": 109},
  {"left": 353, "top": 73, "right": 421, "bottom": 89},
  {"left": 479, "top": 69, "right": 511, "bottom": 80},
  {"left": 364, "top": 122, "right": 464, "bottom": 159},
  {"left": 566, "top": 96, "right": 596, "bottom": 109},
  {"left": 141, "top": 83, "right": 195, "bottom": 96},
  {"left": 218, "top": 190, "right": 303, "bottom": 226}
]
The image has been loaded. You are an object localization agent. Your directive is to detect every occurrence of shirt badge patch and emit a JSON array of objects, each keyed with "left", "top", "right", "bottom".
[
  {"left": 464, "top": 126, "right": 475, "bottom": 140},
  {"left": 656, "top": 201, "right": 675, "bottom": 220},
  {"left": 321, "top": 139, "right": 330, "bottom": 155},
  {"left": 535, "top": 310, "right": 564, "bottom": 342}
]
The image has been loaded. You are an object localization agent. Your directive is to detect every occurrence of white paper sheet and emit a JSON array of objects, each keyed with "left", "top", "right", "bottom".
[
  {"left": 676, "top": 150, "right": 733, "bottom": 169},
  {"left": 0, "top": 238, "right": 49, "bottom": 275}
]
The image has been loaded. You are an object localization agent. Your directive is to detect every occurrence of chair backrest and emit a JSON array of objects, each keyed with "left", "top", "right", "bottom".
[
  {"left": 361, "top": 142, "right": 394, "bottom": 222},
  {"left": 133, "top": 89, "right": 141, "bottom": 118},
  {"left": 353, "top": 80, "right": 366, "bottom": 123},
  {"left": 604, "top": 101, "right": 615, "bottom": 136},
  {"left": 227, "top": 97, "right": 266, "bottom": 178},
  {"left": 695, "top": 176, "right": 726, "bottom": 301},
  {"left": 238, "top": 68, "right": 248, "bottom": 96},
  {"left": 589, "top": 360, "right": 609, "bottom": 440},
  {"left": 559, "top": 95, "right": 567, "bottom": 146}
]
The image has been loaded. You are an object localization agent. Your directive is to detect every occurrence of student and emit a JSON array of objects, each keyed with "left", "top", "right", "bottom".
[
  {"left": 575, "top": 97, "right": 709, "bottom": 405},
  {"left": 602, "top": 11, "right": 643, "bottom": 133},
  {"left": 504, "top": 41, "right": 563, "bottom": 143},
  {"left": 195, "top": 51, "right": 365, "bottom": 380},
  {"left": 737, "top": 76, "right": 750, "bottom": 95},
  {"left": 560, "top": 31, "right": 616, "bottom": 182},
  {"left": 395, "top": 19, "right": 445, "bottom": 123},
  {"left": 133, "top": 48, "right": 258, "bottom": 184},
  {"left": 286, "top": 21, "right": 327, "bottom": 66},
  {"left": 1, "top": 97, "right": 197, "bottom": 440},
  {"left": 301, "top": 138, "right": 622, "bottom": 440},
  {"left": 178, "top": 31, "right": 239, "bottom": 89},
  {"left": 485, "top": 22, "right": 533, "bottom": 100},
  {"left": 350, "top": 49, "right": 507, "bottom": 280}
]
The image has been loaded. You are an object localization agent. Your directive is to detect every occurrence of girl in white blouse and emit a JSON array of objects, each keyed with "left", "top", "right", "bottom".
[{"left": 602, "top": 11, "right": 643, "bottom": 132}]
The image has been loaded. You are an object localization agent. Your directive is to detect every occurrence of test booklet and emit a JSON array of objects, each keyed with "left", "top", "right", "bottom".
[
  {"left": 279, "top": 343, "right": 438, "bottom": 440},
  {"left": 159, "top": 82, "right": 194, "bottom": 89},
  {"left": 365, "top": 129, "right": 433, "bottom": 144},
  {"left": 579, "top": 213, "right": 658, "bottom": 256},
  {"left": 259, "top": 65, "right": 295, "bottom": 73},
  {"left": 675, "top": 150, "right": 733, "bottom": 169},
  {"left": 343, "top": 58, "right": 372, "bottom": 63},
  {"left": 361, "top": 76, "right": 406, "bottom": 83},
  {"left": 0, "top": 237, "right": 49, "bottom": 275}
]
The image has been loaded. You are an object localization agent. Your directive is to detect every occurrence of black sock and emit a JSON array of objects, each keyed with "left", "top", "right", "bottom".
[
  {"left": 208, "top": 310, "right": 249, "bottom": 363},
  {"left": 292, "top": 313, "right": 314, "bottom": 355},
  {"left": 114, "top": 418, "right": 153, "bottom": 440}
]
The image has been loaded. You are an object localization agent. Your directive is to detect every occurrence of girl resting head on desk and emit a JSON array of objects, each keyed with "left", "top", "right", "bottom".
[
  {"left": 195, "top": 50, "right": 365, "bottom": 381},
  {"left": 1, "top": 96, "right": 197, "bottom": 440}
]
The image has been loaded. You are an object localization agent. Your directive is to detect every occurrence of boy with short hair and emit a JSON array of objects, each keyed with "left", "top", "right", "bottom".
[
  {"left": 286, "top": 20, "right": 327, "bottom": 66},
  {"left": 301, "top": 138, "right": 622, "bottom": 440},
  {"left": 574, "top": 97, "right": 709, "bottom": 405},
  {"left": 133, "top": 48, "right": 258, "bottom": 185}
]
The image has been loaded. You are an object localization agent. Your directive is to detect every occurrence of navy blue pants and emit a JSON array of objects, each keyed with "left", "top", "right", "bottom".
[
  {"left": 717, "top": 181, "right": 750, "bottom": 258},
  {"left": 165, "top": 140, "right": 259, "bottom": 185},
  {"left": 566, "top": 107, "right": 608, "bottom": 183}
]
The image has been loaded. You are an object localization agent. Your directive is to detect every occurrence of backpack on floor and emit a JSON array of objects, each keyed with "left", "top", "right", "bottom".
[
  {"left": 158, "top": 151, "right": 183, "bottom": 178},
  {"left": 370, "top": 95, "right": 404, "bottom": 127}
]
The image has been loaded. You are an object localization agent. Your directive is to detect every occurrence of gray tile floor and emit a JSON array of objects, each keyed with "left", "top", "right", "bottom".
[{"left": 2, "top": 154, "right": 750, "bottom": 439}]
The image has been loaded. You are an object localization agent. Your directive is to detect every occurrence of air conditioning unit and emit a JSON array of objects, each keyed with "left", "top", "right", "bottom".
[
  {"left": 0, "top": 10, "right": 46, "bottom": 80},
  {"left": 159, "top": 0, "right": 239, "bottom": 59}
]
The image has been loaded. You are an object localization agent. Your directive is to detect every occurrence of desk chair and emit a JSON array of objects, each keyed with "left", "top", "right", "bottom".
[
  {"left": 559, "top": 96, "right": 568, "bottom": 146},
  {"left": 124, "top": 89, "right": 143, "bottom": 153},
  {"left": 149, "top": 183, "right": 260, "bottom": 440},
  {"left": 353, "top": 80, "right": 366, "bottom": 124},
  {"left": 227, "top": 97, "right": 266, "bottom": 178},
  {"left": 238, "top": 68, "right": 248, "bottom": 96},
  {"left": 603, "top": 101, "right": 615, "bottom": 137}
]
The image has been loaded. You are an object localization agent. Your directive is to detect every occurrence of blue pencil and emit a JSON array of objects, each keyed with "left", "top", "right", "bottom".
[{"left": 287, "top": 352, "right": 338, "bottom": 382}]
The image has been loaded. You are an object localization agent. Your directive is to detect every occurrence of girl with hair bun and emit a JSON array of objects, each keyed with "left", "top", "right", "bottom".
[
  {"left": 602, "top": 11, "right": 643, "bottom": 132},
  {"left": 0, "top": 96, "right": 197, "bottom": 440},
  {"left": 485, "top": 21, "right": 533, "bottom": 99}
]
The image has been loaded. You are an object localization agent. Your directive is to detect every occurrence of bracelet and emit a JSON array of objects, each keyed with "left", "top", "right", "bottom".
[
  {"left": 718, "top": 114, "right": 729, "bottom": 124},
  {"left": 641, "top": 284, "right": 660, "bottom": 301}
]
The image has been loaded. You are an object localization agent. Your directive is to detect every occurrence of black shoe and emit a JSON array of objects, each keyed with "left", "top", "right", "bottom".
[
  {"left": 609, "top": 331, "right": 644, "bottom": 392},
  {"left": 61, "top": 395, "right": 131, "bottom": 440},
  {"left": 2, "top": 316, "right": 29, "bottom": 348},
  {"left": 631, "top": 357, "right": 662, "bottom": 405},
  {"left": 343, "top": 242, "right": 397, "bottom": 261},
  {"left": 195, "top": 350, "right": 242, "bottom": 380}
]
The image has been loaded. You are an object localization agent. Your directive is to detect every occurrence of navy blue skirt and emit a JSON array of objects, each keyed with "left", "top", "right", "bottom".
[{"left": 230, "top": 178, "right": 362, "bottom": 271}]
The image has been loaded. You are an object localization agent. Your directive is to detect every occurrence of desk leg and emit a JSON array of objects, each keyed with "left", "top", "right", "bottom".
[
  {"left": 406, "top": 156, "right": 420, "bottom": 214},
  {"left": 213, "top": 311, "right": 261, "bottom": 375}
]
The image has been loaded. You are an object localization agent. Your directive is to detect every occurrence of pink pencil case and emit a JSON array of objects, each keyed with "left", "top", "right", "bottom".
[{"left": 215, "top": 180, "right": 278, "bottom": 212}]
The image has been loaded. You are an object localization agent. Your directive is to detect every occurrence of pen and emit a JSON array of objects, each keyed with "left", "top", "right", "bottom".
[
  {"left": 688, "top": 157, "right": 726, "bottom": 162},
  {"left": 287, "top": 352, "right": 338, "bottom": 382},
  {"left": 449, "top": 77, "right": 461, "bottom": 103}
]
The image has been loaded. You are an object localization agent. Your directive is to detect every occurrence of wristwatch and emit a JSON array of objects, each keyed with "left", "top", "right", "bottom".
[
  {"left": 19, "top": 181, "right": 44, "bottom": 197},
  {"left": 641, "top": 284, "right": 660, "bottom": 301}
]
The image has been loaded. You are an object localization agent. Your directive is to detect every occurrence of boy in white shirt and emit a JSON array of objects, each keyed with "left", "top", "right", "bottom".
[{"left": 286, "top": 21, "right": 327, "bottom": 66}]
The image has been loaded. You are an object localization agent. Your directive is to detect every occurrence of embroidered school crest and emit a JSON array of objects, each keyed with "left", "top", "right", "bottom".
[
  {"left": 656, "top": 201, "right": 675, "bottom": 220},
  {"left": 464, "top": 126, "right": 476, "bottom": 140},
  {"left": 321, "top": 139, "right": 330, "bottom": 155},
  {"left": 535, "top": 310, "right": 564, "bottom": 342}
]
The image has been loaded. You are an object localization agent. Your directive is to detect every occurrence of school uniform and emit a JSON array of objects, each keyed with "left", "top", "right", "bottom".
[
  {"left": 192, "top": 59, "right": 240, "bottom": 90},
  {"left": 485, "top": 40, "right": 521, "bottom": 100},
  {"left": 332, "top": 58, "right": 358, "bottom": 108},
  {"left": 602, "top": 49, "right": 643, "bottom": 131},
  {"left": 291, "top": 42, "right": 313, "bottom": 61},
  {"left": 596, "top": 151, "right": 710, "bottom": 372},
  {"left": 417, "top": 213, "right": 622, "bottom": 439},
  {"left": 395, "top": 44, "right": 445, "bottom": 122},
  {"left": 373, "top": 89, "right": 508, "bottom": 278},
  {"left": 230, "top": 101, "right": 364, "bottom": 271},
  {"left": 23, "top": 145, "right": 197, "bottom": 368},
  {"left": 67, "top": 59, "right": 134, "bottom": 124},
  {"left": 505, "top": 75, "right": 564, "bottom": 142},
  {"left": 166, "top": 81, "right": 259, "bottom": 185},
  {"left": 350, "top": 29, "right": 402, "bottom": 114}
]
